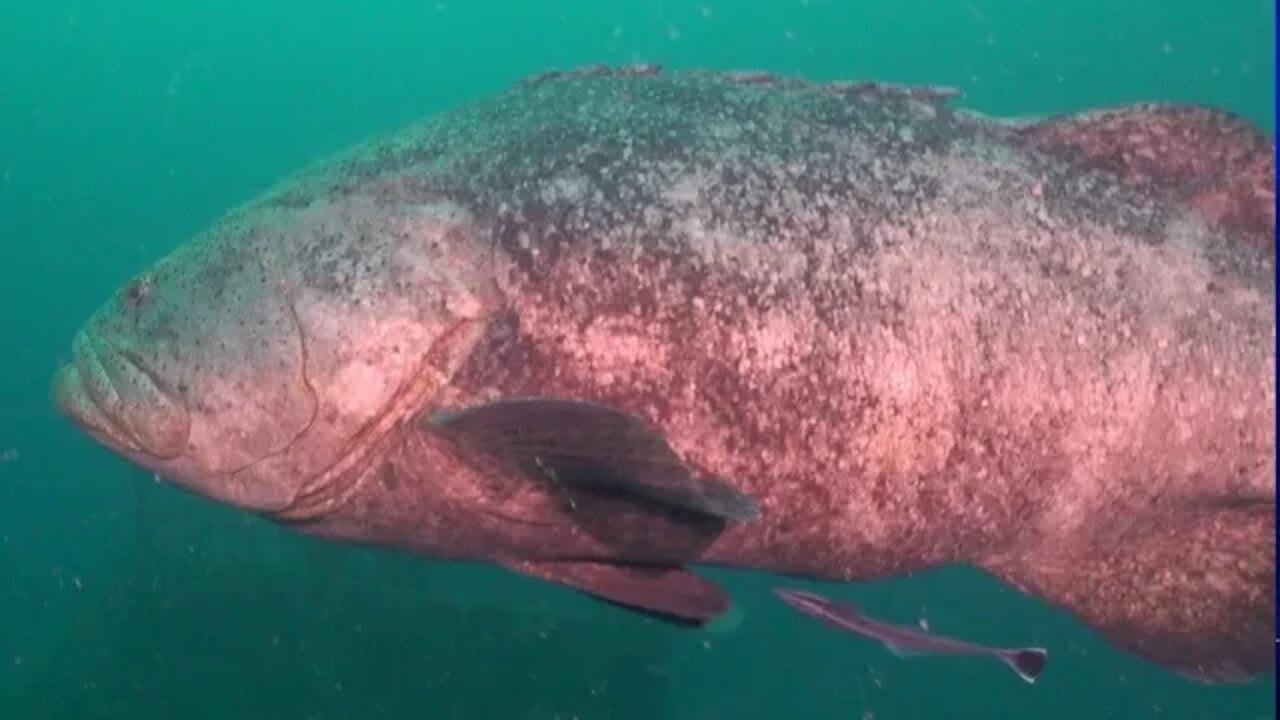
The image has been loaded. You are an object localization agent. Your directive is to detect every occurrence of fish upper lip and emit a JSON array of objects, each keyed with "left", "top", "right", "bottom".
[
  {"left": 52, "top": 359, "right": 135, "bottom": 450},
  {"left": 55, "top": 332, "right": 190, "bottom": 458}
]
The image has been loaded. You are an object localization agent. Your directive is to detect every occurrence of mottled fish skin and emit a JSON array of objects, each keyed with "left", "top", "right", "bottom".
[{"left": 52, "top": 66, "right": 1274, "bottom": 682}]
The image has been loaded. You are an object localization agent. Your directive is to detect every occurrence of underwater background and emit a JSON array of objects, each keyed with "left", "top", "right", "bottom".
[{"left": 0, "top": 1, "right": 1274, "bottom": 718}]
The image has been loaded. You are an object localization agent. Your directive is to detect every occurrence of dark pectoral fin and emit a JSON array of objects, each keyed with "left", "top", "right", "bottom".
[
  {"left": 503, "top": 558, "right": 731, "bottom": 625},
  {"left": 430, "top": 397, "right": 760, "bottom": 522},
  {"left": 981, "top": 501, "right": 1275, "bottom": 683},
  {"left": 1017, "top": 104, "right": 1275, "bottom": 253}
]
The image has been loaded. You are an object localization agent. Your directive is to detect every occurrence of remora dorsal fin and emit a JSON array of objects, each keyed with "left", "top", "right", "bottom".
[
  {"left": 430, "top": 397, "right": 761, "bottom": 522},
  {"left": 502, "top": 558, "right": 731, "bottom": 625},
  {"left": 1017, "top": 104, "right": 1275, "bottom": 253},
  {"left": 980, "top": 501, "right": 1275, "bottom": 683}
]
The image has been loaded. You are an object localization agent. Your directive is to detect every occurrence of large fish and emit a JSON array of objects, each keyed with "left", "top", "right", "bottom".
[{"left": 53, "top": 66, "right": 1275, "bottom": 683}]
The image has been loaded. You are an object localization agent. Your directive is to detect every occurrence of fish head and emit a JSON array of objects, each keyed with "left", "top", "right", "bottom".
[{"left": 53, "top": 181, "right": 502, "bottom": 515}]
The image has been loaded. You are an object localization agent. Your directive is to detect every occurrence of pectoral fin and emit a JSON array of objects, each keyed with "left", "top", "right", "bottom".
[
  {"left": 884, "top": 643, "right": 922, "bottom": 659},
  {"left": 502, "top": 558, "right": 731, "bottom": 625},
  {"left": 430, "top": 397, "right": 760, "bottom": 522}
]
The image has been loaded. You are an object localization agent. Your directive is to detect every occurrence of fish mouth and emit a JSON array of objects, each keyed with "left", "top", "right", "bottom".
[{"left": 52, "top": 331, "right": 191, "bottom": 460}]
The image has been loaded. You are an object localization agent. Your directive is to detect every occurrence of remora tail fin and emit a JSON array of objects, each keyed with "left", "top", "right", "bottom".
[{"left": 1000, "top": 648, "right": 1048, "bottom": 684}]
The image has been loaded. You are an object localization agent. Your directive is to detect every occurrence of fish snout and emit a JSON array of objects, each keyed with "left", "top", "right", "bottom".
[{"left": 53, "top": 331, "right": 190, "bottom": 459}]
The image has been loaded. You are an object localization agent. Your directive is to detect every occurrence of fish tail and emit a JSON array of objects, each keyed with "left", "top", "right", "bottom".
[
  {"left": 979, "top": 501, "right": 1274, "bottom": 683},
  {"left": 1000, "top": 647, "right": 1048, "bottom": 684},
  {"left": 1015, "top": 103, "right": 1275, "bottom": 254}
]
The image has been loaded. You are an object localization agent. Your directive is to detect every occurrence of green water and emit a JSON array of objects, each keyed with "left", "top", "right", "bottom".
[{"left": 0, "top": 2, "right": 1274, "bottom": 718}]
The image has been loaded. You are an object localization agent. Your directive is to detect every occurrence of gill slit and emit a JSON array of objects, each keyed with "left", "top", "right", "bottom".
[
  {"left": 271, "top": 316, "right": 484, "bottom": 523},
  {"left": 222, "top": 293, "right": 321, "bottom": 507}
]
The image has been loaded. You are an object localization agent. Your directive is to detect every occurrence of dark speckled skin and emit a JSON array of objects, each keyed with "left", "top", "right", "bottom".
[{"left": 55, "top": 67, "right": 1275, "bottom": 683}]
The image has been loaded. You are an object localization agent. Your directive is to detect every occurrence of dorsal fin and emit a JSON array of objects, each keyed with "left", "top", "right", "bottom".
[
  {"left": 822, "top": 80, "right": 963, "bottom": 105},
  {"left": 519, "top": 63, "right": 662, "bottom": 86},
  {"left": 1016, "top": 104, "right": 1275, "bottom": 254}
]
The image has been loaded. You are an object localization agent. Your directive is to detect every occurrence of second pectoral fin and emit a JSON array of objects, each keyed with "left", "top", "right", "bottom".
[
  {"left": 502, "top": 558, "right": 731, "bottom": 625},
  {"left": 430, "top": 397, "right": 760, "bottom": 522}
]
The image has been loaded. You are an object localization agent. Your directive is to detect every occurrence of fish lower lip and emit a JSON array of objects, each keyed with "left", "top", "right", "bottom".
[
  {"left": 52, "top": 362, "right": 131, "bottom": 447},
  {"left": 56, "top": 336, "right": 191, "bottom": 458}
]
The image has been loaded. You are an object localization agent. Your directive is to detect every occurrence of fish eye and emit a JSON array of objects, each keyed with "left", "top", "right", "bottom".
[{"left": 123, "top": 276, "right": 152, "bottom": 309}]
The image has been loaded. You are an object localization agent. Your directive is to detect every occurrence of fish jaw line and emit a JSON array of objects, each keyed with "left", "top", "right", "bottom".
[
  {"left": 54, "top": 332, "right": 191, "bottom": 461},
  {"left": 52, "top": 360, "right": 141, "bottom": 454}
]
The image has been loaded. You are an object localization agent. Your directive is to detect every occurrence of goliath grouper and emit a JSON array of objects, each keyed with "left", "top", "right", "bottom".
[{"left": 53, "top": 66, "right": 1275, "bottom": 683}]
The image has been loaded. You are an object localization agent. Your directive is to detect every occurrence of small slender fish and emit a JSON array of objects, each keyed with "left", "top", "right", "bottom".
[{"left": 775, "top": 588, "right": 1048, "bottom": 684}]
